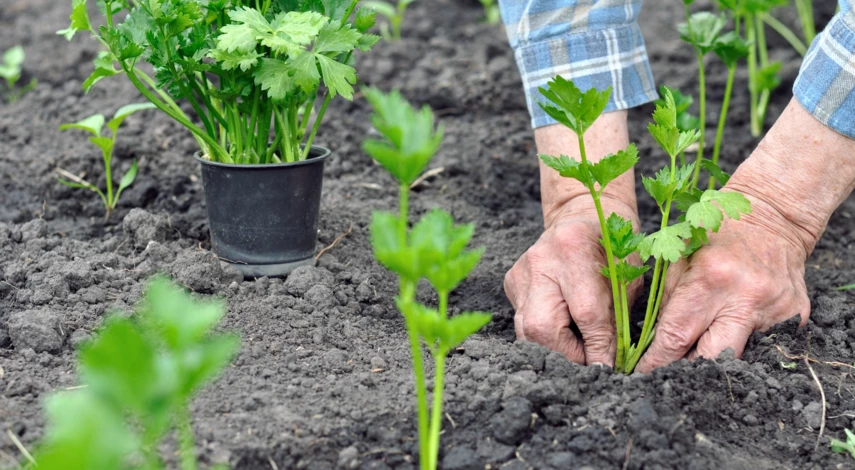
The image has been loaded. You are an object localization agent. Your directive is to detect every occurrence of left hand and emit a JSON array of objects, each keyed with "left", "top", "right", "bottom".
[{"left": 635, "top": 193, "right": 811, "bottom": 372}]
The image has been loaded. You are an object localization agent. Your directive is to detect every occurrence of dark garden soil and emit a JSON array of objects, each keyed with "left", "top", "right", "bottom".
[{"left": 1, "top": 0, "right": 854, "bottom": 468}]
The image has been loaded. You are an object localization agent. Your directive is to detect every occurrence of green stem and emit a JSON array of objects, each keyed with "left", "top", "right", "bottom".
[
  {"left": 427, "top": 352, "right": 445, "bottom": 470},
  {"left": 158, "top": 27, "right": 215, "bottom": 139},
  {"left": 755, "top": 13, "right": 770, "bottom": 136},
  {"left": 176, "top": 404, "right": 197, "bottom": 470},
  {"left": 746, "top": 15, "right": 760, "bottom": 138},
  {"left": 620, "top": 281, "right": 631, "bottom": 358},
  {"left": 762, "top": 13, "right": 807, "bottom": 56},
  {"left": 301, "top": 91, "right": 332, "bottom": 160},
  {"left": 578, "top": 136, "right": 624, "bottom": 369},
  {"left": 709, "top": 66, "right": 736, "bottom": 189},
  {"left": 104, "top": 142, "right": 115, "bottom": 209},
  {"left": 795, "top": 0, "right": 816, "bottom": 45},
  {"left": 690, "top": 50, "right": 706, "bottom": 188}
]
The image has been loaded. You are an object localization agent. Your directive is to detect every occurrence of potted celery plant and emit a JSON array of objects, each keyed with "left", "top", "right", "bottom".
[{"left": 60, "top": 0, "right": 379, "bottom": 276}]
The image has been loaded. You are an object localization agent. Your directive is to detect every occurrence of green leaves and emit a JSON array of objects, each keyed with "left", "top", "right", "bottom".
[
  {"left": 714, "top": 31, "right": 750, "bottom": 68},
  {"left": 363, "top": 88, "right": 444, "bottom": 185},
  {"left": 679, "top": 12, "right": 726, "bottom": 55},
  {"left": 602, "top": 260, "right": 649, "bottom": 284},
  {"left": 253, "top": 58, "right": 296, "bottom": 99},
  {"left": 686, "top": 190, "right": 751, "bottom": 231},
  {"left": 33, "top": 276, "right": 238, "bottom": 469},
  {"left": 60, "top": 114, "right": 106, "bottom": 137},
  {"left": 753, "top": 61, "right": 782, "bottom": 93},
  {"left": 57, "top": 0, "right": 91, "bottom": 41},
  {"left": 648, "top": 87, "right": 702, "bottom": 158},
  {"left": 537, "top": 76, "right": 611, "bottom": 136},
  {"left": 0, "top": 45, "right": 25, "bottom": 86},
  {"left": 108, "top": 102, "right": 157, "bottom": 134},
  {"left": 83, "top": 51, "right": 120, "bottom": 93},
  {"left": 602, "top": 213, "right": 644, "bottom": 259},
  {"left": 540, "top": 144, "right": 638, "bottom": 192},
  {"left": 656, "top": 86, "right": 699, "bottom": 132},
  {"left": 639, "top": 221, "right": 694, "bottom": 263},
  {"left": 642, "top": 163, "right": 695, "bottom": 209},
  {"left": 830, "top": 429, "right": 855, "bottom": 460},
  {"left": 398, "top": 300, "right": 491, "bottom": 354}
]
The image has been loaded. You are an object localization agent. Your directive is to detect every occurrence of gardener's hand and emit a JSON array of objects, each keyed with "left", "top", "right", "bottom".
[
  {"left": 637, "top": 99, "right": 855, "bottom": 372},
  {"left": 506, "top": 112, "right": 640, "bottom": 366}
]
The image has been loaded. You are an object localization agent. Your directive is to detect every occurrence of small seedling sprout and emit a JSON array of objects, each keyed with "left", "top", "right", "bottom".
[
  {"left": 30, "top": 276, "right": 239, "bottom": 470},
  {"left": 363, "top": 88, "right": 491, "bottom": 469},
  {"left": 363, "top": 0, "right": 415, "bottom": 41},
  {"left": 537, "top": 78, "right": 752, "bottom": 373},
  {"left": 479, "top": 0, "right": 501, "bottom": 24},
  {"left": 0, "top": 45, "right": 37, "bottom": 103},
  {"left": 830, "top": 429, "right": 855, "bottom": 460},
  {"left": 58, "top": 103, "right": 156, "bottom": 221}
]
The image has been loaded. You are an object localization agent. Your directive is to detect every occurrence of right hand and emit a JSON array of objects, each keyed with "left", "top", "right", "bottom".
[{"left": 504, "top": 197, "right": 641, "bottom": 366}]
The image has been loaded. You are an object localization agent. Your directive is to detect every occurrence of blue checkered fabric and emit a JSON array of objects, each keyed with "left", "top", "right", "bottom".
[
  {"left": 501, "top": 0, "right": 855, "bottom": 139},
  {"left": 794, "top": 1, "right": 855, "bottom": 139}
]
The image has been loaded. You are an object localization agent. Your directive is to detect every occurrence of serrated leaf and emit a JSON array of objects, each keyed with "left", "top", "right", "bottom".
[
  {"left": 83, "top": 51, "right": 119, "bottom": 93},
  {"left": 539, "top": 154, "right": 592, "bottom": 188},
  {"left": 652, "top": 87, "right": 678, "bottom": 128},
  {"left": 537, "top": 76, "right": 611, "bottom": 135},
  {"left": 702, "top": 190, "right": 752, "bottom": 219},
  {"left": 315, "top": 23, "right": 362, "bottom": 54},
  {"left": 700, "top": 158, "right": 731, "bottom": 185},
  {"left": 687, "top": 200, "right": 724, "bottom": 232},
  {"left": 316, "top": 54, "right": 356, "bottom": 99},
  {"left": 363, "top": 88, "right": 443, "bottom": 185},
  {"left": 108, "top": 102, "right": 156, "bottom": 134},
  {"left": 57, "top": 0, "right": 91, "bottom": 40},
  {"left": 267, "top": 10, "right": 326, "bottom": 54},
  {"left": 714, "top": 31, "right": 750, "bottom": 67},
  {"left": 639, "top": 222, "right": 693, "bottom": 262},
  {"left": 356, "top": 33, "right": 380, "bottom": 51},
  {"left": 441, "top": 312, "right": 492, "bottom": 350},
  {"left": 207, "top": 48, "right": 262, "bottom": 71},
  {"left": 602, "top": 213, "right": 644, "bottom": 259},
  {"left": 253, "top": 58, "right": 297, "bottom": 100},
  {"left": 682, "top": 225, "right": 709, "bottom": 257},
  {"left": 289, "top": 51, "right": 321, "bottom": 92},
  {"left": 370, "top": 211, "right": 423, "bottom": 281},
  {"left": 354, "top": 8, "right": 377, "bottom": 31},
  {"left": 754, "top": 62, "right": 782, "bottom": 92},
  {"left": 602, "top": 260, "right": 649, "bottom": 284},
  {"left": 60, "top": 114, "right": 105, "bottom": 137},
  {"left": 217, "top": 23, "right": 259, "bottom": 53},
  {"left": 678, "top": 12, "right": 726, "bottom": 54},
  {"left": 589, "top": 143, "right": 639, "bottom": 189}
]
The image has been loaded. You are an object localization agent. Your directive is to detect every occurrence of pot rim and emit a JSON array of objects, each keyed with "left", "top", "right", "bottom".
[{"left": 194, "top": 145, "right": 332, "bottom": 169}]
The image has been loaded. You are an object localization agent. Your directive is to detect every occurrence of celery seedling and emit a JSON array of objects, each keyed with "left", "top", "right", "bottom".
[
  {"left": 58, "top": 103, "right": 155, "bottom": 221},
  {"left": 831, "top": 429, "right": 855, "bottom": 460},
  {"left": 59, "top": 0, "right": 379, "bottom": 164},
  {"left": 364, "top": 88, "right": 491, "bottom": 469},
  {"left": 742, "top": 0, "right": 787, "bottom": 136},
  {"left": 31, "top": 276, "right": 239, "bottom": 470},
  {"left": 709, "top": 32, "right": 749, "bottom": 188},
  {"left": 363, "top": 0, "right": 415, "bottom": 40},
  {"left": 655, "top": 86, "right": 699, "bottom": 167},
  {"left": 537, "top": 79, "right": 752, "bottom": 373},
  {"left": 0, "top": 45, "right": 37, "bottom": 103},
  {"left": 678, "top": 10, "right": 725, "bottom": 187}
]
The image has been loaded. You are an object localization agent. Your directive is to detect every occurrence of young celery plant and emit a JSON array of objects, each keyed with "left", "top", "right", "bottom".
[
  {"left": 0, "top": 46, "right": 37, "bottom": 103},
  {"left": 831, "top": 429, "right": 855, "bottom": 460},
  {"left": 364, "top": 88, "right": 491, "bottom": 469},
  {"left": 31, "top": 276, "right": 239, "bottom": 470},
  {"left": 58, "top": 103, "right": 156, "bottom": 221},
  {"left": 535, "top": 77, "right": 642, "bottom": 370},
  {"left": 655, "top": 86, "right": 699, "bottom": 167},
  {"left": 59, "top": 0, "right": 379, "bottom": 164},
  {"left": 794, "top": 0, "right": 816, "bottom": 45},
  {"left": 742, "top": 0, "right": 787, "bottom": 136},
  {"left": 708, "top": 32, "right": 750, "bottom": 189},
  {"left": 678, "top": 10, "right": 726, "bottom": 188},
  {"left": 538, "top": 79, "right": 752, "bottom": 373},
  {"left": 363, "top": 0, "right": 415, "bottom": 40}
]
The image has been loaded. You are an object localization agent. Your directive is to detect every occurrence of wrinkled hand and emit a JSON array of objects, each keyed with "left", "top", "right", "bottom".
[
  {"left": 636, "top": 194, "right": 811, "bottom": 372},
  {"left": 505, "top": 199, "right": 641, "bottom": 366}
]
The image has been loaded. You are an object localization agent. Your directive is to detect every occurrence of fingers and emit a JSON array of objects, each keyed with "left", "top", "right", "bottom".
[
  {"left": 558, "top": 271, "right": 615, "bottom": 367},
  {"left": 635, "top": 280, "right": 716, "bottom": 373},
  {"left": 689, "top": 314, "right": 755, "bottom": 361},
  {"left": 514, "top": 274, "right": 586, "bottom": 364}
]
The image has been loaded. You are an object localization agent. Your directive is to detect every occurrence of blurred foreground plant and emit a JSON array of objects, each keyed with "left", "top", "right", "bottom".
[
  {"left": 0, "top": 46, "right": 37, "bottom": 103},
  {"left": 364, "top": 88, "right": 491, "bottom": 469},
  {"left": 28, "top": 276, "right": 239, "bottom": 470}
]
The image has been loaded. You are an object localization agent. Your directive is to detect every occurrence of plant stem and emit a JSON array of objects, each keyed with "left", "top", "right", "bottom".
[
  {"left": 795, "top": 0, "right": 816, "bottom": 45},
  {"left": 103, "top": 143, "right": 115, "bottom": 209},
  {"left": 709, "top": 65, "right": 736, "bottom": 189},
  {"left": 577, "top": 136, "right": 625, "bottom": 369},
  {"left": 754, "top": 12, "right": 771, "bottom": 137},
  {"left": 427, "top": 352, "right": 445, "bottom": 470},
  {"left": 690, "top": 50, "right": 706, "bottom": 188},
  {"left": 176, "top": 404, "right": 197, "bottom": 470},
  {"left": 619, "top": 281, "right": 631, "bottom": 357},
  {"left": 301, "top": 91, "right": 332, "bottom": 160},
  {"left": 746, "top": 14, "right": 760, "bottom": 138},
  {"left": 762, "top": 13, "right": 807, "bottom": 56}
]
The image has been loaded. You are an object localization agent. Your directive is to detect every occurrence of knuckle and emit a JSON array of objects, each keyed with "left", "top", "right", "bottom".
[
  {"left": 523, "top": 315, "right": 558, "bottom": 344},
  {"left": 703, "top": 258, "right": 744, "bottom": 286},
  {"left": 656, "top": 323, "right": 695, "bottom": 354}
]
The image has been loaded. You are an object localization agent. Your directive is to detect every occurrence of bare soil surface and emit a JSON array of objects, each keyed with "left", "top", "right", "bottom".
[{"left": 1, "top": 1, "right": 854, "bottom": 469}]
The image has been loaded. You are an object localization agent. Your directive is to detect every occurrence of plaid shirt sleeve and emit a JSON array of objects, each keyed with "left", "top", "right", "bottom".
[
  {"left": 793, "top": 1, "right": 855, "bottom": 139},
  {"left": 498, "top": 0, "right": 658, "bottom": 129}
]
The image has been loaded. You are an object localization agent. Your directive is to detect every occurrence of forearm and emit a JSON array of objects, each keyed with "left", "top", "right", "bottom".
[
  {"left": 725, "top": 99, "right": 855, "bottom": 257},
  {"left": 535, "top": 111, "right": 638, "bottom": 228}
]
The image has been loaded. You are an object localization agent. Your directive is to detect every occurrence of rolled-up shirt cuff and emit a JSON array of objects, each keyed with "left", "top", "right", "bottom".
[{"left": 512, "top": 22, "right": 658, "bottom": 129}]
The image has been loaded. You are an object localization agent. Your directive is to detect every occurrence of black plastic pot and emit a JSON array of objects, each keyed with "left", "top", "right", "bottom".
[{"left": 195, "top": 146, "right": 332, "bottom": 278}]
